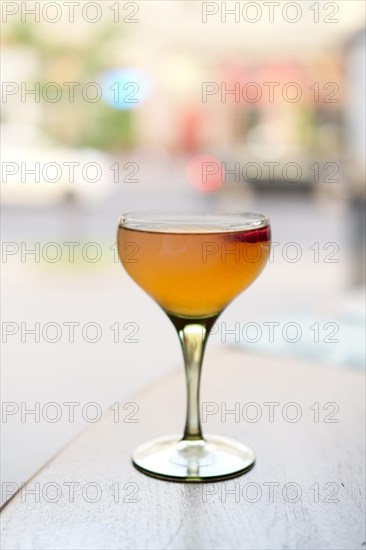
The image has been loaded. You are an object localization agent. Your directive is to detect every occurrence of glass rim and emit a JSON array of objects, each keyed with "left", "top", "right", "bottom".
[{"left": 119, "top": 210, "right": 270, "bottom": 232}]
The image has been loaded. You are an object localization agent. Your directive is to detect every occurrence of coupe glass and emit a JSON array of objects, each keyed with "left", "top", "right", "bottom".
[{"left": 118, "top": 211, "right": 271, "bottom": 481}]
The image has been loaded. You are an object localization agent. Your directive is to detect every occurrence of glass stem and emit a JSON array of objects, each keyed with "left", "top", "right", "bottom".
[{"left": 169, "top": 314, "right": 218, "bottom": 442}]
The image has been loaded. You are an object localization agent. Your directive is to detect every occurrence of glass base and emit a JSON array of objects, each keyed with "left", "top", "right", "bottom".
[{"left": 132, "top": 434, "right": 255, "bottom": 482}]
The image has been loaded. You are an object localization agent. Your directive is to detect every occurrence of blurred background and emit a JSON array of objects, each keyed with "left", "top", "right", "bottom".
[{"left": 1, "top": 1, "right": 365, "bottom": 503}]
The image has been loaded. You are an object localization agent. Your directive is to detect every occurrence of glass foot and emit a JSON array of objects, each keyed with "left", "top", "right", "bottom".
[{"left": 132, "top": 434, "right": 255, "bottom": 482}]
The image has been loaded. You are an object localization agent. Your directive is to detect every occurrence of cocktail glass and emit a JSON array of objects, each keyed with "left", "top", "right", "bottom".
[{"left": 118, "top": 211, "right": 271, "bottom": 481}]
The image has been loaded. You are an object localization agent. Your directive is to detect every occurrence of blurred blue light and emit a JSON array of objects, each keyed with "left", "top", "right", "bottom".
[{"left": 100, "top": 68, "right": 152, "bottom": 110}]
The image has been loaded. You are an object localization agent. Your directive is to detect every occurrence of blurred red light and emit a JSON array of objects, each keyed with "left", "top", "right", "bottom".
[{"left": 186, "top": 154, "right": 223, "bottom": 193}]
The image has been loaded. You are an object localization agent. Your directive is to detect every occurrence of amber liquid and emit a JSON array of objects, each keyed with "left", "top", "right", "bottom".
[{"left": 118, "top": 224, "right": 271, "bottom": 318}]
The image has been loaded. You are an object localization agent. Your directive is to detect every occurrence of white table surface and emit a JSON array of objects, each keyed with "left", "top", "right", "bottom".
[{"left": 1, "top": 349, "right": 365, "bottom": 550}]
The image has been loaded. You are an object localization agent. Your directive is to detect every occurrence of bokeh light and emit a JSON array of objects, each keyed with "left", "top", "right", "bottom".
[
  {"left": 186, "top": 154, "right": 223, "bottom": 192},
  {"left": 100, "top": 68, "right": 153, "bottom": 110}
]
